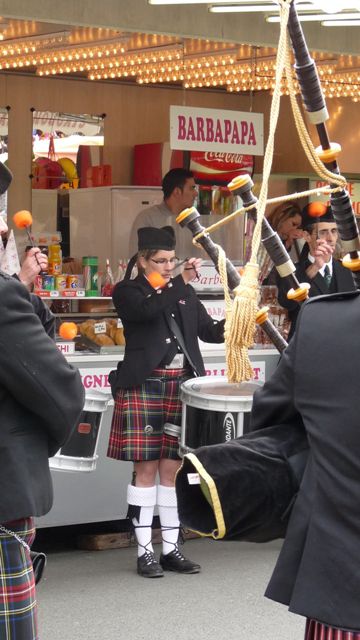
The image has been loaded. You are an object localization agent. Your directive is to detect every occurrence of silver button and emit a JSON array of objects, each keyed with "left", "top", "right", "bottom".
[
  {"left": 144, "top": 425, "right": 153, "bottom": 435},
  {"left": 171, "top": 313, "right": 175, "bottom": 317},
  {"left": 166, "top": 338, "right": 171, "bottom": 343}
]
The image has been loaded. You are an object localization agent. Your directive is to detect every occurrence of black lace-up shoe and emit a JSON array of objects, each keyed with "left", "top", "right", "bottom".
[
  {"left": 137, "top": 551, "right": 164, "bottom": 578},
  {"left": 159, "top": 546, "right": 201, "bottom": 574}
]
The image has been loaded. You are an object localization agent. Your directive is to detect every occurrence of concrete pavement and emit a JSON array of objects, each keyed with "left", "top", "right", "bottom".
[{"left": 36, "top": 536, "right": 305, "bottom": 640}]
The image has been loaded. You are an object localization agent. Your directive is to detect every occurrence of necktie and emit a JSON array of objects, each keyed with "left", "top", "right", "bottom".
[{"left": 323, "top": 264, "right": 332, "bottom": 289}]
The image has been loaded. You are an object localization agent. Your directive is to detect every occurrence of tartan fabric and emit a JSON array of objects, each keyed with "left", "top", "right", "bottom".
[
  {"left": 0, "top": 518, "right": 37, "bottom": 640},
  {"left": 108, "top": 368, "right": 190, "bottom": 461},
  {"left": 305, "top": 619, "right": 360, "bottom": 640}
]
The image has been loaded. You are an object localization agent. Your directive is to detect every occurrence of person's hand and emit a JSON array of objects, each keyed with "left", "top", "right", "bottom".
[
  {"left": 181, "top": 257, "right": 202, "bottom": 284},
  {"left": 285, "top": 227, "right": 303, "bottom": 248},
  {"left": 18, "top": 247, "right": 48, "bottom": 287},
  {"left": 306, "top": 239, "right": 334, "bottom": 279},
  {"left": 313, "top": 239, "right": 334, "bottom": 268}
]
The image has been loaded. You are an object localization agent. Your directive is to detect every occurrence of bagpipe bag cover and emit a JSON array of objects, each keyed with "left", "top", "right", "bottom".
[{"left": 176, "top": 419, "right": 308, "bottom": 542}]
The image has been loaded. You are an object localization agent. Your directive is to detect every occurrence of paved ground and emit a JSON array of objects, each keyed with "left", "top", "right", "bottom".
[{"left": 36, "top": 535, "right": 305, "bottom": 640}]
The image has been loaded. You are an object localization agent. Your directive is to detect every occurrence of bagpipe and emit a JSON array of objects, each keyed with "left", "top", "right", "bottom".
[{"left": 175, "top": 0, "right": 360, "bottom": 542}]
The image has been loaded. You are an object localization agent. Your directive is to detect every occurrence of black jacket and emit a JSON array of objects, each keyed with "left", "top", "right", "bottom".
[
  {"left": 112, "top": 273, "right": 224, "bottom": 389},
  {"left": 277, "top": 248, "right": 355, "bottom": 339},
  {"left": 0, "top": 272, "right": 85, "bottom": 522},
  {"left": 251, "top": 290, "right": 360, "bottom": 630}
]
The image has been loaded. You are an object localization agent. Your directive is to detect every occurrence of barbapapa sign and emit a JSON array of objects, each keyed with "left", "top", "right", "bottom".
[{"left": 170, "top": 105, "right": 263, "bottom": 155}]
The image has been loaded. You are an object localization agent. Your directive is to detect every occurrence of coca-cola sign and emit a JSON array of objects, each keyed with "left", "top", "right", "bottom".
[
  {"left": 190, "top": 150, "right": 254, "bottom": 182},
  {"left": 170, "top": 105, "right": 263, "bottom": 155}
]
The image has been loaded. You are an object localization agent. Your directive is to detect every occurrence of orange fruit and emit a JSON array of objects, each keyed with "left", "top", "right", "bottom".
[{"left": 59, "top": 321, "right": 78, "bottom": 340}]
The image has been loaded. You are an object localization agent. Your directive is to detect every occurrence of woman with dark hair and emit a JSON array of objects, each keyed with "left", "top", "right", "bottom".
[
  {"left": 267, "top": 200, "right": 303, "bottom": 251},
  {"left": 108, "top": 226, "right": 224, "bottom": 578},
  {"left": 261, "top": 201, "right": 303, "bottom": 285}
]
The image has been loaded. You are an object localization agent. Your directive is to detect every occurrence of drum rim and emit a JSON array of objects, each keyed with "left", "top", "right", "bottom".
[{"left": 180, "top": 375, "right": 262, "bottom": 406}]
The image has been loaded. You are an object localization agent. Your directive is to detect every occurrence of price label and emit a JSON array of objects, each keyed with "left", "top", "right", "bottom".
[
  {"left": 94, "top": 321, "right": 107, "bottom": 334},
  {"left": 34, "top": 290, "right": 59, "bottom": 298},
  {"left": 62, "top": 289, "right": 86, "bottom": 298}
]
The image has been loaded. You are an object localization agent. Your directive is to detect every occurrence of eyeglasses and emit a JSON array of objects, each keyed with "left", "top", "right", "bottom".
[{"left": 150, "top": 257, "right": 179, "bottom": 266}]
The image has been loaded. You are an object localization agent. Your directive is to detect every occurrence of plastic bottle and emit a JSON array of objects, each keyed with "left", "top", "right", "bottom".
[
  {"left": 101, "top": 259, "right": 114, "bottom": 297},
  {"left": 83, "top": 256, "right": 99, "bottom": 297},
  {"left": 48, "top": 243, "right": 62, "bottom": 276}
]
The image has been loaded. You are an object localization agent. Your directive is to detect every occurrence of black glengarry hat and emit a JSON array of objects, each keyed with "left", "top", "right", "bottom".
[
  {"left": 301, "top": 202, "right": 334, "bottom": 230},
  {"left": 137, "top": 225, "right": 176, "bottom": 251}
]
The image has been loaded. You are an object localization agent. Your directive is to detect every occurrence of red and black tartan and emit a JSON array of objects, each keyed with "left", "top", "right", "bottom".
[
  {"left": 305, "top": 619, "right": 360, "bottom": 640},
  {"left": 0, "top": 518, "right": 37, "bottom": 640},
  {"left": 108, "top": 368, "right": 190, "bottom": 462}
]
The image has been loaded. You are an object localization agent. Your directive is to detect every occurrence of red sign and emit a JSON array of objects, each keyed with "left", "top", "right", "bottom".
[{"left": 190, "top": 150, "right": 254, "bottom": 183}]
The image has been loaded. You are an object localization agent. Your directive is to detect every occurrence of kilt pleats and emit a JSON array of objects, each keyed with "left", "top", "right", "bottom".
[
  {"left": 0, "top": 518, "right": 37, "bottom": 640},
  {"left": 108, "top": 368, "right": 190, "bottom": 462},
  {"left": 305, "top": 619, "right": 360, "bottom": 640}
]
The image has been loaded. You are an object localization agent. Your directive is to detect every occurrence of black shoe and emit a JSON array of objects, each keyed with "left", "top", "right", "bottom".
[
  {"left": 137, "top": 551, "right": 164, "bottom": 578},
  {"left": 159, "top": 546, "right": 201, "bottom": 574}
]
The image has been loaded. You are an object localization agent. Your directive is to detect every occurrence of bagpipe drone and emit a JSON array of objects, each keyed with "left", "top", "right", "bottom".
[{"left": 175, "top": 0, "right": 360, "bottom": 542}]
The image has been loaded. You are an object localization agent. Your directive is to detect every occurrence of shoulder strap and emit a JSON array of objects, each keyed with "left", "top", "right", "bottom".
[{"left": 168, "top": 315, "right": 199, "bottom": 376}]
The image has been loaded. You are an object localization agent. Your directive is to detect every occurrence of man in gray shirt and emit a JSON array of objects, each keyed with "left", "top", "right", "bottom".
[{"left": 129, "top": 168, "right": 199, "bottom": 259}]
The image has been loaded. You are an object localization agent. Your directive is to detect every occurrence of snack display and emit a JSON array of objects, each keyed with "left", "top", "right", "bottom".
[{"left": 78, "top": 318, "right": 125, "bottom": 350}]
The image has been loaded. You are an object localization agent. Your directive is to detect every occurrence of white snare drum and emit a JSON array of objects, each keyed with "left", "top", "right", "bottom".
[
  {"left": 49, "top": 391, "right": 111, "bottom": 472},
  {"left": 179, "top": 376, "right": 262, "bottom": 456}
]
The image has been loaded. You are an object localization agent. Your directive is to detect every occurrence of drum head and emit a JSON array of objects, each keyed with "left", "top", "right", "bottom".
[{"left": 180, "top": 376, "right": 262, "bottom": 412}]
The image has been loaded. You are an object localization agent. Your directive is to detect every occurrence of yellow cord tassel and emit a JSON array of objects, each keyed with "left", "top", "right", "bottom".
[{"left": 224, "top": 262, "right": 259, "bottom": 382}]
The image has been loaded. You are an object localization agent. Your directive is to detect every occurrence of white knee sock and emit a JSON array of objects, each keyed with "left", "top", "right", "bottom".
[
  {"left": 127, "top": 485, "right": 156, "bottom": 558},
  {"left": 157, "top": 485, "right": 180, "bottom": 556}
]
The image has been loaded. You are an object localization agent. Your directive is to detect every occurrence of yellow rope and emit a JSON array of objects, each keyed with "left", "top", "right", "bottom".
[
  {"left": 212, "top": 0, "right": 292, "bottom": 383},
  {"left": 250, "top": 0, "right": 292, "bottom": 262},
  {"left": 216, "top": 244, "right": 256, "bottom": 381},
  {"left": 205, "top": 1, "right": 348, "bottom": 383}
]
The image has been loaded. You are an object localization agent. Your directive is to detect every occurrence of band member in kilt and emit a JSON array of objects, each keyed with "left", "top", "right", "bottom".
[
  {"left": 0, "top": 164, "right": 84, "bottom": 640},
  {"left": 108, "top": 225, "right": 224, "bottom": 577}
]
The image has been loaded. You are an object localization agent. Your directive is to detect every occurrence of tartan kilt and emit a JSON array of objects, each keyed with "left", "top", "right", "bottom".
[
  {"left": 305, "top": 619, "right": 360, "bottom": 640},
  {"left": 107, "top": 368, "right": 190, "bottom": 462},
  {"left": 0, "top": 518, "right": 37, "bottom": 640}
]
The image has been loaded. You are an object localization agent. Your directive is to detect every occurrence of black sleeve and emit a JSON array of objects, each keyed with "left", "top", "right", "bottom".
[
  {"left": 30, "top": 293, "right": 56, "bottom": 339},
  {"left": 0, "top": 276, "right": 85, "bottom": 453}
]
